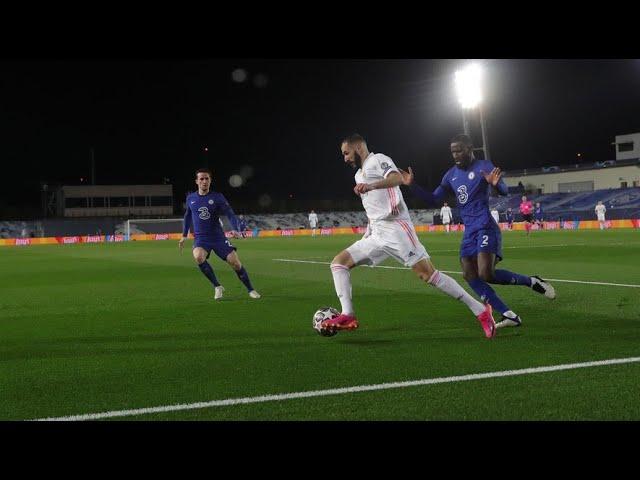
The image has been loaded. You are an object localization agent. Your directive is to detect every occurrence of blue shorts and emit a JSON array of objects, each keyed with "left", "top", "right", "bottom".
[
  {"left": 194, "top": 237, "right": 237, "bottom": 261},
  {"left": 460, "top": 227, "right": 503, "bottom": 261}
]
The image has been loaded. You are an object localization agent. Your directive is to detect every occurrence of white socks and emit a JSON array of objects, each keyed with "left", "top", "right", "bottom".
[
  {"left": 330, "top": 263, "right": 354, "bottom": 315},
  {"left": 428, "top": 270, "right": 485, "bottom": 316},
  {"left": 330, "top": 265, "right": 484, "bottom": 318}
]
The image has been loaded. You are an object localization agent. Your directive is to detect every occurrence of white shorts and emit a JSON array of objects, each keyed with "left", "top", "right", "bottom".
[
  {"left": 442, "top": 219, "right": 451, "bottom": 225},
  {"left": 346, "top": 219, "right": 429, "bottom": 268},
  {"left": 597, "top": 215, "right": 605, "bottom": 222}
]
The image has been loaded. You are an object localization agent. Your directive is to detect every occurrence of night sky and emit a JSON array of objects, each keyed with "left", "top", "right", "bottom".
[{"left": 2, "top": 59, "right": 640, "bottom": 216}]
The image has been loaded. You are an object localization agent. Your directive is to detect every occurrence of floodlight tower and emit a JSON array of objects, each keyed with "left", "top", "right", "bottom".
[{"left": 455, "top": 63, "right": 490, "bottom": 160}]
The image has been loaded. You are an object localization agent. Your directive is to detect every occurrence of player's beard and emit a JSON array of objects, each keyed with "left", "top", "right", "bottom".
[
  {"left": 348, "top": 151, "right": 362, "bottom": 170},
  {"left": 455, "top": 154, "right": 471, "bottom": 169}
]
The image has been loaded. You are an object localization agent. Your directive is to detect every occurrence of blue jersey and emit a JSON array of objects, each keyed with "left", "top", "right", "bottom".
[
  {"left": 505, "top": 211, "right": 514, "bottom": 222},
  {"left": 434, "top": 158, "right": 509, "bottom": 234},
  {"left": 534, "top": 206, "right": 543, "bottom": 220},
  {"left": 183, "top": 190, "right": 240, "bottom": 241}
]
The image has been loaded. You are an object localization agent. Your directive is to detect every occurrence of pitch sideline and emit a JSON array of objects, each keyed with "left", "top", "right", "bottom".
[{"left": 35, "top": 356, "right": 640, "bottom": 421}]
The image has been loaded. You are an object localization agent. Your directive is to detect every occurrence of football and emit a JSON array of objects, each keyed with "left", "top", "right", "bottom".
[{"left": 313, "top": 307, "right": 339, "bottom": 337}]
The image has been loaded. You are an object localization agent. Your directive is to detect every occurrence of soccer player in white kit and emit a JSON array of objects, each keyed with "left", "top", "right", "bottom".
[
  {"left": 440, "top": 202, "right": 453, "bottom": 232},
  {"left": 595, "top": 201, "right": 607, "bottom": 230},
  {"left": 321, "top": 134, "right": 496, "bottom": 338},
  {"left": 309, "top": 210, "right": 319, "bottom": 236}
]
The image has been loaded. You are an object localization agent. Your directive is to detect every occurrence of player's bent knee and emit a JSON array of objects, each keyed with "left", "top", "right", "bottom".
[
  {"left": 479, "top": 270, "right": 494, "bottom": 283},
  {"left": 193, "top": 250, "right": 207, "bottom": 264},
  {"left": 413, "top": 259, "right": 435, "bottom": 282},
  {"left": 225, "top": 254, "right": 242, "bottom": 271},
  {"left": 417, "top": 271, "right": 431, "bottom": 282},
  {"left": 463, "top": 271, "right": 477, "bottom": 282},
  {"left": 332, "top": 250, "right": 355, "bottom": 268}
]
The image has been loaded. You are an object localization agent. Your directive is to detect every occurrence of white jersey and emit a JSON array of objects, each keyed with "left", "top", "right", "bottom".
[
  {"left": 355, "top": 152, "right": 409, "bottom": 222},
  {"left": 308, "top": 213, "right": 318, "bottom": 227},
  {"left": 491, "top": 209, "right": 500, "bottom": 224},
  {"left": 440, "top": 206, "right": 452, "bottom": 223},
  {"left": 595, "top": 204, "right": 606, "bottom": 218}
]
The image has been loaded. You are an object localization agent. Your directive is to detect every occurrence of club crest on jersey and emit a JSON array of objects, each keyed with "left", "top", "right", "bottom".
[
  {"left": 208, "top": 199, "right": 214, "bottom": 205},
  {"left": 198, "top": 206, "right": 211, "bottom": 220},
  {"left": 468, "top": 171, "right": 475, "bottom": 180}
]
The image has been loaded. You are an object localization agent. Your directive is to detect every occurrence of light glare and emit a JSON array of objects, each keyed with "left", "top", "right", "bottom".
[
  {"left": 229, "top": 175, "right": 243, "bottom": 187},
  {"left": 455, "top": 63, "right": 483, "bottom": 109}
]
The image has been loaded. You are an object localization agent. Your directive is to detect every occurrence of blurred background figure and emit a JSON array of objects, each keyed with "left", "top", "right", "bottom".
[{"left": 308, "top": 209, "right": 318, "bottom": 237}]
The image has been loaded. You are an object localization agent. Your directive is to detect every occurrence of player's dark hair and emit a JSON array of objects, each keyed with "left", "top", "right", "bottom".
[
  {"left": 451, "top": 134, "right": 473, "bottom": 147},
  {"left": 195, "top": 168, "right": 212, "bottom": 178},
  {"left": 342, "top": 133, "right": 366, "bottom": 145}
]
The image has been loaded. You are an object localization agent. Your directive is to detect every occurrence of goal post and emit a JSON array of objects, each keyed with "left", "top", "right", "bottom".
[{"left": 125, "top": 218, "right": 185, "bottom": 240}]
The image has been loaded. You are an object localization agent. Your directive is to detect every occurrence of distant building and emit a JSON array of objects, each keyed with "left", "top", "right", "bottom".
[
  {"left": 503, "top": 159, "right": 640, "bottom": 194},
  {"left": 59, "top": 185, "right": 174, "bottom": 217},
  {"left": 502, "top": 133, "right": 640, "bottom": 194},
  {"left": 614, "top": 132, "right": 640, "bottom": 161}
]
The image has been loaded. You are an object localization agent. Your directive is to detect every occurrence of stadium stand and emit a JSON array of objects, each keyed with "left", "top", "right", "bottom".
[
  {"left": 485, "top": 187, "right": 640, "bottom": 221},
  {"left": 222, "top": 210, "right": 436, "bottom": 230},
  {"left": 2, "top": 188, "right": 639, "bottom": 237},
  {"left": 0, "top": 221, "right": 42, "bottom": 239}
]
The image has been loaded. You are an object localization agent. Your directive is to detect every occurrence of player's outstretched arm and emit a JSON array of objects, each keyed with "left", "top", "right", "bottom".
[
  {"left": 482, "top": 167, "right": 509, "bottom": 195},
  {"left": 400, "top": 167, "right": 446, "bottom": 207},
  {"left": 180, "top": 208, "right": 191, "bottom": 253},
  {"left": 354, "top": 171, "right": 404, "bottom": 194},
  {"left": 481, "top": 167, "right": 503, "bottom": 186},
  {"left": 218, "top": 195, "right": 244, "bottom": 239},
  {"left": 398, "top": 167, "right": 415, "bottom": 186}
]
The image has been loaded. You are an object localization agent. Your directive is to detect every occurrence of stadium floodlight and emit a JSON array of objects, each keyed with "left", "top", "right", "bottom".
[
  {"left": 455, "top": 63, "right": 483, "bottom": 109},
  {"left": 454, "top": 62, "right": 490, "bottom": 159}
]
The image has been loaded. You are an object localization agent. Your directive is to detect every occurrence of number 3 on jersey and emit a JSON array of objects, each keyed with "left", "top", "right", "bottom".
[{"left": 457, "top": 185, "right": 468, "bottom": 204}]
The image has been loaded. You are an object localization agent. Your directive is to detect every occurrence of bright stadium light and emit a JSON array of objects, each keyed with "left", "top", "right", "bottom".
[
  {"left": 455, "top": 63, "right": 483, "bottom": 109},
  {"left": 454, "top": 62, "right": 490, "bottom": 160}
]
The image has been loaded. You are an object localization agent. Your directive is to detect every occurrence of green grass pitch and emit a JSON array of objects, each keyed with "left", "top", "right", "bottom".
[{"left": 1, "top": 229, "right": 639, "bottom": 420}]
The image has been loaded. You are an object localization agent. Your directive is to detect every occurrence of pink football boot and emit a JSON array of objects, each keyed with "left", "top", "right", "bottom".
[
  {"left": 321, "top": 313, "right": 359, "bottom": 332},
  {"left": 476, "top": 303, "right": 496, "bottom": 339}
]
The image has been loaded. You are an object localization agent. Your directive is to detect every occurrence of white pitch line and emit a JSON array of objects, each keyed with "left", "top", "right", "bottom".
[
  {"left": 35, "top": 356, "right": 640, "bottom": 421},
  {"left": 272, "top": 258, "right": 640, "bottom": 288}
]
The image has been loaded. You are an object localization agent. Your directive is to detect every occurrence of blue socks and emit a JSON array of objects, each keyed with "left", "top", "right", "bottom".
[
  {"left": 467, "top": 278, "right": 510, "bottom": 315},
  {"left": 199, "top": 262, "right": 254, "bottom": 292},
  {"left": 493, "top": 269, "right": 532, "bottom": 287},
  {"left": 466, "top": 270, "right": 531, "bottom": 315},
  {"left": 198, "top": 261, "right": 220, "bottom": 287},
  {"left": 235, "top": 266, "right": 254, "bottom": 292}
]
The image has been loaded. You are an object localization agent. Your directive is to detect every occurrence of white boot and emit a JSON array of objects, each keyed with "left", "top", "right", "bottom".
[{"left": 214, "top": 286, "right": 225, "bottom": 300}]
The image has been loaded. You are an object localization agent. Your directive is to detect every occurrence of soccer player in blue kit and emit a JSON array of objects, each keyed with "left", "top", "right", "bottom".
[
  {"left": 534, "top": 202, "right": 544, "bottom": 229},
  {"left": 399, "top": 134, "right": 555, "bottom": 328},
  {"left": 179, "top": 168, "right": 261, "bottom": 300},
  {"left": 505, "top": 208, "right": 514, "bottom": 230}
]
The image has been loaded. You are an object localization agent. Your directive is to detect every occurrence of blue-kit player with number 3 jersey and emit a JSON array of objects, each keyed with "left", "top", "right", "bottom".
[
  {"left": 179, "top": 168, "right": 261, "bottom": 301},
  {"left": 398, "top": 134, "right": 555, "bottom": 329}
]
